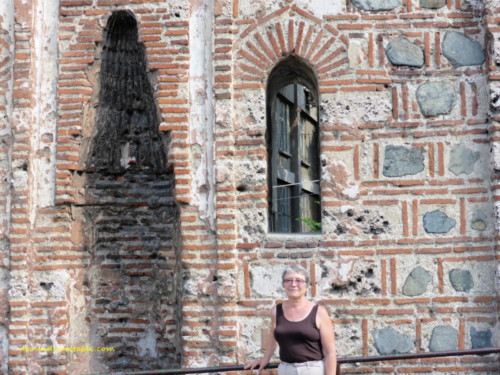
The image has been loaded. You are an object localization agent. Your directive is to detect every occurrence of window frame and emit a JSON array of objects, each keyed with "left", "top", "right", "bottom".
[{"left": 267, "top": 57, "right": 321, "bottom": 234}]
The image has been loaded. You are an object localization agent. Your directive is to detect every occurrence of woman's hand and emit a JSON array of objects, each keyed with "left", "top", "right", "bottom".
[
  {"left": 245, "top": 305, "right": 277, "bottom": 373},
  {"left": 244, "top": 358, "right": 269, "bottom": 371}
]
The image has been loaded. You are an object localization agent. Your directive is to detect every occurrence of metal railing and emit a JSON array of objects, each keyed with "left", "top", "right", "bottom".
[{"left": 96, "top": 347, "right": 500, "bottom": 375}]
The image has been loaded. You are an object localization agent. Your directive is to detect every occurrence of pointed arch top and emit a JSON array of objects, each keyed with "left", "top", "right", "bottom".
[
  {"left": 104, "top": 10, "right": 139, "bottom": 47},
  {"left": 266, "top": 55, "right": 318, "bottom": 104}
]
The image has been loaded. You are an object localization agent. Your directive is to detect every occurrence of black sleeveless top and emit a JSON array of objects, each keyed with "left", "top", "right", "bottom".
[{"left": 274, "top": 304, "right": 323, "bottom": 363}]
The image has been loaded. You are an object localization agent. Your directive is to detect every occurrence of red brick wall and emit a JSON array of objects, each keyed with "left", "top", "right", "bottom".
[
  {"left": 55, "top": 1, "right": 187, "bottom": 373},
  {"left": 3, "top": 0, "right": 499, "bottom": 374},
  {"left": 7, "top": 1, "right": 188, "bottom": 373},
  {"left": 0, "top": 4, "right": 13, "bottom": 372}
]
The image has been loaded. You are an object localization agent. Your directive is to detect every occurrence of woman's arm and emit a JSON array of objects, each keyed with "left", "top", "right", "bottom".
[
  {"left": 244, "top": 305, "right": 278, "bottom": 372},
  {"left": 317, "top": 305, "right": 337, "bottom": 375}
]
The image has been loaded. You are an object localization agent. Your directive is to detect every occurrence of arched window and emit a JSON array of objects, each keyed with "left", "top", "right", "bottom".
[{"left": 267, "top": 56, "right": 321, "bottom": 233}]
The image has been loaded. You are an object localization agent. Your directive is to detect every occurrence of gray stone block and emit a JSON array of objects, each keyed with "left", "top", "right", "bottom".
[
  {"left": 448, "top": 144, "right": 480, "bottom": 176},
  {"left": 416, "top": 82, "right": 456, "bottom": 117},
  {"left": 385, "top": 36, "right": 424, "bottom": 67},
  {"left": 373, "top": 327, "right": 415, "bottom": 355},
  {"left": 449, "top": 269, "right": 474, "bottom": 292},
  {"left": 351, "top": 0, "right": 400, "bottom": 11},
  {"left": 442, "top": 31, "right": 485, "bottom": 67},
  {"left": 470, "top": 327, "right": 493, "bottom": 349},
  {"left": 471, "top": 220, "right": 486, "bottom": 231},
  {"left": 402, "top": 266, "right": 432, "bottom": 296},
  {"left": 471, "top": 210, "right": 487, "bottom": 231},
  {"left": 429, "top": 326, "right": 458, "bottom": 351},
  {"left": 420, "top": 0, "right": 446, "bottom": 8},
  {"left": 383, "top": 146, "right": 425, "bottom": 177},
  {"left": 423, "top": 210, "right": 456, "bottom": 234}
]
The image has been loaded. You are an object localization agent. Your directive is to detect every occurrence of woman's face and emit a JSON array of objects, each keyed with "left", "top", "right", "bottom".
[{"left": 283, "top": 271, "right": 307, "bottom": 298}]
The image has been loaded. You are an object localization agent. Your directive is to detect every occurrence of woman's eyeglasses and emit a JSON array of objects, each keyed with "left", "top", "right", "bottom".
[{"left": 283, "top": 279, "right": 306, "bottom": 285}]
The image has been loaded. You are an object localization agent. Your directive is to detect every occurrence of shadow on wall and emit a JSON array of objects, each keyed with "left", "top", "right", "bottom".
[{"left": 78, "top": 10, "right": 181, "bottom": 371}]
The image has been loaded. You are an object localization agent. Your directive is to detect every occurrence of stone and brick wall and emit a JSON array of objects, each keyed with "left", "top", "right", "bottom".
[
  {"left": 1, "top": 0, "right": 499, "bottom": 374},
  {"left": 218, "top": 2, "right": 499, "bottom": 374},
  {"left": 0, "top": 2, "right": 14, "bottom": 374}
]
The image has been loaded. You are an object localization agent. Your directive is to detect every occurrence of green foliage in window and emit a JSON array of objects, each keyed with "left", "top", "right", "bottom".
[{"left": 295, "top": 217, "right": 321, "bottom": 232}]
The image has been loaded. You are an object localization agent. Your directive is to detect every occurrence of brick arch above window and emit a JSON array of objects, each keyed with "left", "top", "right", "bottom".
[{"left": 233, "top": 6, "right": 350, "bottom": 89}]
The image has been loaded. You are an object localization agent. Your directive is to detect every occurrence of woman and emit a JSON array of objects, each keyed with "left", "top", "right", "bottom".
[{"left": 245, "top": 264, "right": 337, "bottom": 375}]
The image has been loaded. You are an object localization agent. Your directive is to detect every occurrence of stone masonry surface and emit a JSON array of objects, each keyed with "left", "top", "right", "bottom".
[{"left": 1, "top": 0, "right": 500, "bottom": 374}]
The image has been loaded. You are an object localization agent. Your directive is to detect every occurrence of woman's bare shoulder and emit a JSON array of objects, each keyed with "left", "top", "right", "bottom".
[
  {"left": 317, "top": 305, "right": 332, "bottom": 319},
  {"left": 317, "top": 304, "right": 328, "bottom": 314},
  {"left": 316, "top": 304, "right": 333, "bottom": 327}
]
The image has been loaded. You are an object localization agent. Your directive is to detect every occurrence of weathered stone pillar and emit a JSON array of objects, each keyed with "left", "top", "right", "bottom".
[
  {"left": 485, "top": 0, "right": 500, "bottom": 348},
  {"left": 28, "top": 0, "right": 59, "bottom": 216},
  {"left": 189, "top": 0, "right": 216, "bottom": 229},
  {"left": 180, "top": 0, "right": 220, "bottom": 368},
  {"left": 7, "top": 1, "right": 60, "bottom": 374},
  {"left": 0, "top": 2, "right": 14, "bottom": 373}
]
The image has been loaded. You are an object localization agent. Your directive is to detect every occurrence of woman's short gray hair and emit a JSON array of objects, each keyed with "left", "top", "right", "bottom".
[{"left": 282, "top": 264, "right": 309, "bottom": 284}]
